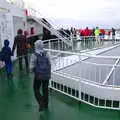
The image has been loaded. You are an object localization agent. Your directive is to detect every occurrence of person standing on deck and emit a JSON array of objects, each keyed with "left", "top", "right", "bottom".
[
  {"left": 0, "top": 40, "right": 13, "bottom": 78},
  {"left": 30, "top": 39, "right": 51, "bottom": 111},
  {"left": 12, "top": 29, "right": 29, "bottom": 72},
  {"left": 95, "top": 27, "right": 101, "bottom": 42},
  {"left": 111, "top": 28, "right": 116, "bottom": 44},
  {"left": 100, "top": 29, "right": 105, "bottom": 40}
]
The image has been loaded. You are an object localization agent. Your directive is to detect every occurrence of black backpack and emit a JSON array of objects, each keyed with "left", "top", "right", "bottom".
[{"left": 35, "top": 52, "right": 51, "bottom": 80}]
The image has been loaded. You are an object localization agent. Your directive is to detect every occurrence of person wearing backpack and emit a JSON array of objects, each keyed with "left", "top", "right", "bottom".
[
  {"left": 0, "top": 39, "right": 13, "bottom": 78},
  {"left": 30, "top": 39, "right": 51, "bottom": 111}
]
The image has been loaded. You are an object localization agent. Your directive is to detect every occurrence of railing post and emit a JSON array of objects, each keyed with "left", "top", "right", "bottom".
[
  {"left": 78, "top": 78, "right": 81, "bottom": 100},
  {"left": 113, "top": 67, "right": 115, "bottom": 87},
  {"left": 71, "top": 37, "right": 74, "bottom": 51},
  {"left": 48, "top": 39, "right": 51, "bottom": 49},
  {"left": 62, "top": 40, "right": 63, "bottom": 51},
  {"left": 58, "top": 39, "right": 60, "bottom": 50}
]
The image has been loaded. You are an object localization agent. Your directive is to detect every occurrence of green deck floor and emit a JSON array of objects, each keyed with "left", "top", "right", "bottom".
[{"left": 0, "top": 62, "right": 120, "bottom": 120}]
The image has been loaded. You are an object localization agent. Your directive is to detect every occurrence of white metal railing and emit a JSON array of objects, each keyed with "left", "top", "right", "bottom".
[
  {"left": 27, "top": 7, "right": 72, "bottom": 46},
  {"left": 47, "top": 48, "right": 120, "bottom": 110},
  {"left": 73, "top": 35, "right": 120, "bottom": 41},
  {"left": 27, "top": 7, "right": 70, "bottom": 38},
  {"left": 31, "top": 17, "right": 72, "bottom": 46},
  {"left": 1, "top": 45, "right": 120, "bottom": 110},
  {"left": 42, "top": 37, "right": 120, "bottom": 54},
  {"left": 102, "top": 58, "right": 120, "bottom": 85},
  {"left": 46, "top": 49, "right": 120, "bottom": 87},
  {"left": 43, "top": 38, "right": 72, "bottom": 51}
]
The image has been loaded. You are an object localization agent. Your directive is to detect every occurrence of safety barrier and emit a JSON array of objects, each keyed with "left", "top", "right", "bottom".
[
  {"left": 46, "top": 48, "right": 120, "bottom": 110},
  {"left": 1, "top": 38, "right": 120, "bottom": 110},
  {"left": 42, "top": 37, "right": 120, "bottom": 53}
]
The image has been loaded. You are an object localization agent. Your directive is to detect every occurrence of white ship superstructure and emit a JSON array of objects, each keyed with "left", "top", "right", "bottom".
[{"left": 0, "top": 0, "right": 26, "bottom": 50}]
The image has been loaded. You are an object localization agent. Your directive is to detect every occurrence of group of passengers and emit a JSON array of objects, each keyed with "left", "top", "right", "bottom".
[
  {"left": 0, "top": 29, "right": 29, "bottom": 77},
  {"left": 70, "top": 27, "right": 116, "bottom": 41},
  {"left": 0, "top": 29, "right": 51, "bottom": 112}
]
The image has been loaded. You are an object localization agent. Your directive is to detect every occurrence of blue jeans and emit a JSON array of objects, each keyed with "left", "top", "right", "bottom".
[{"left": 5, "top": 61, "right": 12, "bottom": 74}]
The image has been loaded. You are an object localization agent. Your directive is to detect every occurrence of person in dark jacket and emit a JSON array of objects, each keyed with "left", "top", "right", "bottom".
[
  {"left": 0, "top": 40, "right": 13, "bottom": 78},
  {"left": 30, "top": 40, "right": 51, "bottom": 111},
  {"left": 12, "top": 29, "right": 29, "bottom": 72},
  {"left": 111, "top": 28, "right": 116, "bottom": 44}
]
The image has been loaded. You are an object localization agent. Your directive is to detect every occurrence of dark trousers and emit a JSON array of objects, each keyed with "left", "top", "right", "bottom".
[
  {"left": 33, "top": 78, "right": 49, "bottom": 107},
  {"left": 18, "top": 55, "right": 29, "bottom": 71}
]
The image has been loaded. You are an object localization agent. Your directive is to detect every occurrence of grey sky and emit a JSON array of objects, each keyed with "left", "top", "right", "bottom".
[{"left": 23, "top": 0, "right": 120, "bottom": 28}]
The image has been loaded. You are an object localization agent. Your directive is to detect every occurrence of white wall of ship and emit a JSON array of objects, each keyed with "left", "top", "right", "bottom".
[{"left": 0, "top": 0, "right": 26, "bottom": 50}]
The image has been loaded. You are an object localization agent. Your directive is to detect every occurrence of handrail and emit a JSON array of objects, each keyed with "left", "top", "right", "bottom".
[
  {"left": 45, "top": 44, "right": 120, "bottom": 59},
  {"left": 28, "top": 16, "right": 72, "bottom": 46},
  {"left": 46, "top": 48, "right": 120, "bottom": 87},
  {"left": 45, "top": 48, "right": 120, "bottom": 87},
  {"left": 27, "top": 7, "right": 72, "bottom": 46},
  {"left": 46, "top": 49, "right": 120, "bottom": 67},
  {"left": 102, "top": 58, "right": 120, "bottom": 85},
  {"left": 42, "top": 35, "right": 120, "bottom": 42}
]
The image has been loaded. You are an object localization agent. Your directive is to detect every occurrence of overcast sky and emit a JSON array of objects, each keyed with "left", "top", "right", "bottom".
[{"left": 23, "top": 0, "right": 120, "bottom": 28}]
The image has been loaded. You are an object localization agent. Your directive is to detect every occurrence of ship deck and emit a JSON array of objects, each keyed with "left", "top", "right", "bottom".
[
  {"left": 0, "top": 41, "right": 120, "bottom": 119},
  {"left": 0, "top": 65, "right": 120, "bottom": 120}
]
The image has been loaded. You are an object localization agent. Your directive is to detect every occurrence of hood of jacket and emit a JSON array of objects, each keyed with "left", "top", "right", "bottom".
[
  {"left": 4, "top": 39, "right": 9, "bottom": 47},
  {"left": 34, "top": 40, "right": 44, "bottom": 54}
]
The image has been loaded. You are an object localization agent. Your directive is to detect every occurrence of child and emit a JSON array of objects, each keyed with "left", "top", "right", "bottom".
[{"left": 0, "top": 40, "right": 13, "bottom": 78}]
